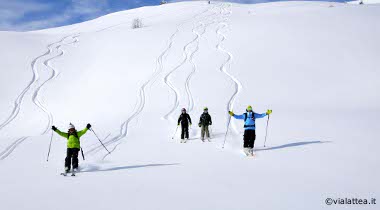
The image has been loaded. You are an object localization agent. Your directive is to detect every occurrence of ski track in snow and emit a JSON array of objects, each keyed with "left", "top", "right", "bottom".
[
  {"left": 161, "top": 10, "right": 213, "bottom": 120},
  {"left": 185, "top": 5, "right": 224, "bottom": 114},
  {"left": 0, "top": 35, "right": 80, "bottom": 161},
  {"left": 0, "top": 3, "right": 237, "bottom": 161},
  {"left": 0, "top": 137, "right": 28, "bottom": 160},
  {"left": 163, "top": 4, "right": 222, "bottom": 119},
  {"left": 85, "top": 6, "right": 218, "bottom": 159},
  {"left": 32, "top": 35, "right": 80, "bottom": 135},
  {"left": 215, "top": 4, "right": 242, "bottom": 134},
  {"left": 0, "top": 8, "right": 193, "bottom": 160},
  {"left": 148, "top": 5, "right": 224, "bottom": 89}
]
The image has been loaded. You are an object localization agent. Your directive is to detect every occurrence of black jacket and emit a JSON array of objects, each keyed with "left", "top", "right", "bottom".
[
  {"left": 199, "top": 113, "right": 212, "bottom": 126},
  {"left": 178, "top": 113, "right": 192, "bottom": 126}
]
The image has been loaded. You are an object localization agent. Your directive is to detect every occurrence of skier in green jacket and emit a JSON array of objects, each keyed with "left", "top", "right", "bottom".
[{"left": 52, "top": 123, "right": 91, "bottom": 173}]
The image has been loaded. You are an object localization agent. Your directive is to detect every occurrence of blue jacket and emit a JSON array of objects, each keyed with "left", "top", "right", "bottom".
[{"left": 233, "top": 112, "right": 267, "bottom": 130}]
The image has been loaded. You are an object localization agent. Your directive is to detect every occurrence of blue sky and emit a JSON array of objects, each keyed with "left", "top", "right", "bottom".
[{"left": 0, "top": 0, "right": 345, "bottom": 31}]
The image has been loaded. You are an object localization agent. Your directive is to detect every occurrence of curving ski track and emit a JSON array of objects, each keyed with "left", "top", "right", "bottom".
[
  {"left": 86, "top": 6, "right": 217, "bottom": 159},
  {"left": 149, "top": 7, "right": 216, "bottom": 89},
  {"left": 163, "top": 4, "right": 222, "bottom": 118},
  {"left": 215, "top": 4, "right": 242, "bottom": 132},
  {"left": 0, "top": 34, "right": 80, "bottom": 161},
  {"left": 162, "top": 10, "right": 215, "bottom": 120},
  {"left": 32, "top": 35, "right": 80, "bottom": 134}
]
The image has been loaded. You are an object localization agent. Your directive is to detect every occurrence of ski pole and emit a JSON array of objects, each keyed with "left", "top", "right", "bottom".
[
  {"left": 171, "top": 126, "right": 179, "bottom": 139},
  {"left": 46, "top": 131, "right": 54, "bottom": 162},
  {"left": 222, "top": 115, "right": 232, "bottom": 149},
  {"left": 90, "top": 128, "right": 111, "bottom": 154},
  {"left": 80, "top": 147, "right": 85, "bottom": 160},
  {"left": 264, "top": 115, "right": 270, "bottom": 147},
  {"left": 209, "top": 125, "right": 213, "bottom": 138}
]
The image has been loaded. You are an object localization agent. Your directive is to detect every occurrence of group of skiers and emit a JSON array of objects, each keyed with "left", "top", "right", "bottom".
[
  {"left": 52, "top": 105, "right": 272, "bottom": 175},
  {"left": 176, "top": 106, "right": 272, "bottom": 155},
  {"left": 177, "top": 107, "right": 212, "bottom": 143}
]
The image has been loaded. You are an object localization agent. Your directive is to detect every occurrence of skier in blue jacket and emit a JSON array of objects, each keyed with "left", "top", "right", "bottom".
[{"left": 228, "top": 105, "right": 272, "bottom": 156}]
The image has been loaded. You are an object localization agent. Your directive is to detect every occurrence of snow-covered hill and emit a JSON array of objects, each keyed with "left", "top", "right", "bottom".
[{"left": 0, "top": 1, "right": 379, "bottom": 210}]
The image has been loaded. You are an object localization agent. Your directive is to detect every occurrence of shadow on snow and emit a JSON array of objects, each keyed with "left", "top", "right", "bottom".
[
  {"left": 81, "top": 163, "right": 179, "bottom": 173},
  {"left": 255, "top": 140, "right": 331, "bottom": 152}
]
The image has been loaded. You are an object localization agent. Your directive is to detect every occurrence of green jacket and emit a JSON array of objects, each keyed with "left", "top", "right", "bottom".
[{"left": 54, "top": 128, "right": 89, "bottom": 149}]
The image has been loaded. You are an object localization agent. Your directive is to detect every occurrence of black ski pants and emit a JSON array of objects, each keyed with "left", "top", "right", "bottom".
[
  {"left": 243, "top": 130, "right": 256, "bottom": 148},
  {"left": 65, "top": 148, "right": 80, "bottom": 170},
  {"left": 181, "top": 124, "right": 189, "bottom": 139}
]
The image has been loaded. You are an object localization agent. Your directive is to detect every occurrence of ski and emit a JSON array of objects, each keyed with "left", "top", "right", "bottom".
[
  {"left": 60, "top": 172, "right": 67, "bottom": 176},
  {"left": 248, "top": 149, "right": 256, "bottom": 157},
  {"left": 243, "top": 148, "right": 256, "bottom": 157},
  {"left": 71, "top": 168, "right": 79, "bottom": 176}
]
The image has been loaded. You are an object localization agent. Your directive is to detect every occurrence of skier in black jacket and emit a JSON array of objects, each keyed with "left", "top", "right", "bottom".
[
  {"left": 178, "top": 108, "right": 192, "bottom": 143},
  {"left": 198, "top": 107, "right": 212, "bottom": 141}
]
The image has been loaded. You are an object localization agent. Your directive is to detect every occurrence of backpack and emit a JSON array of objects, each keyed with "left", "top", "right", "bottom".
[{"left": 244, "top": 112, "right": 255, "bottom": 122}]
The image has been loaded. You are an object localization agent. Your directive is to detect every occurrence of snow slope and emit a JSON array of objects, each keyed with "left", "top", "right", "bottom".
[{"left": 0, "top": 1, "right": 379, "bottom": 210}]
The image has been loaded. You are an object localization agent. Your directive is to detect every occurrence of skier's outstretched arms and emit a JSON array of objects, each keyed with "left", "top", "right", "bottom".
[
  {"left": 77, "top": 123, "right": 91, "bottom": 137},
  {"left": 52, "top": 126, "right": 68, "bottom": 138}
]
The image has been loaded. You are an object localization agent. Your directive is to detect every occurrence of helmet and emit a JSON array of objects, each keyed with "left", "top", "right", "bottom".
[
  {"left": 68, "top": 123, "right": 75, "bottom": 130},
  {"left": 181, "top": 108, "right": 186, "bottom": 112},
  {"left": 246, "top": 105, "right": 252, "bottom": 111},
  {"left": 203, "top": 107, "right": 208, "bottom": 111}
]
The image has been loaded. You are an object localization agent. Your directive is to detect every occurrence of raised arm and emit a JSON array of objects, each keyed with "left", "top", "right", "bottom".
[
  {"left": 54, "top": 128, "right": 68, "bottom": 138},
  {"left": 78, "top": 124, "right": 92, "bottom": 137},
  {"left": 77, "top": 128, "right": 89, "bottom": 137},
  {"left": 254, "top": 113, "right": 267, "bottom": 119},
  {"left": 233, "top": 113, "right": 245, "bottom": 120}
]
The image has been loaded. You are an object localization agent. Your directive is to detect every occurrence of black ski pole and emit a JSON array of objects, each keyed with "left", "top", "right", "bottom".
[
  {"left": 264, "top": 115, "right": 270, "bottom": 147},
  {"left": 80, "top": 147, "right": 85, "bottom": 160},
  {"left": 90, "top": 128, "right": 111, "bottom": 154},
  {"left": 46, "top": 131, "right": 54, "bottom": 162},
  {"left": 222, "top": 114, "right": 232, "bottom": 149}
]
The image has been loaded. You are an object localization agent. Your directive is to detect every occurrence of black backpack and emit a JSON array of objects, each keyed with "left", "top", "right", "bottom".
[{"left": 244, "top": 112, "right": 255, "bottom": 122}]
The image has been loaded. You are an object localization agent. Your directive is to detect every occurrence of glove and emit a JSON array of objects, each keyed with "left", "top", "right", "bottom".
[
  {"left": 266, "top": 109, "right": 272, "bottom": 115},
  {"left": 190, "top": 123, "right": 192, "bottom": 126},
  {"left": 86, "top": 123, "right": 91, "bottom": 129},
  {"left": 52, "top": 126, "right": 57, "bottom": 131},
  {"left": 209, "top": 123, "right": 212, "bottom": 126},
  {"left": 198, "top": 123, "right": 201, "bottom": 127},
  {"left": 177, "top": 123, "right": 180, "bottom": 126},
  {"left": 228, "top": 111, "right": 234, "bottom": 116}
]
